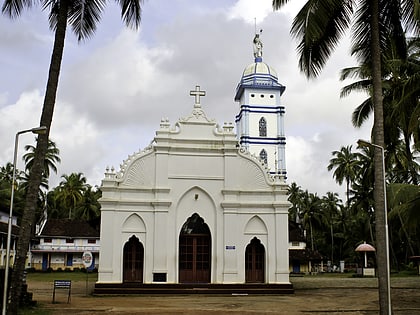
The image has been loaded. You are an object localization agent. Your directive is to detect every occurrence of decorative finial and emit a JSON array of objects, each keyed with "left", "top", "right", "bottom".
[
  {"left": 189, "top": 85, "right": 206, "bottom": 108},
  {"left": 253, "top": 28, "right": 263, "bottom": 61}
]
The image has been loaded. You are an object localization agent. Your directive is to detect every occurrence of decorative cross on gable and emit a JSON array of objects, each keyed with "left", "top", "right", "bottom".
[{"left": 190, "top": 85, "right": 206, "bottom": 106}]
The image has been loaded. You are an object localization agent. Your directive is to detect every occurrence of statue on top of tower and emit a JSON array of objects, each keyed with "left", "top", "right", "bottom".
[{"left": 253, "top": 30, "right": 263, "bottom": 59}]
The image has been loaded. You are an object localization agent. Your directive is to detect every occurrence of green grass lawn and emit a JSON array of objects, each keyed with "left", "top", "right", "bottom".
[
  {"left": 26, "top": 270, "right": 98, "bottom": 282},
  {"left": 20, "top": 308, "right": 51, "bottom": 315}
]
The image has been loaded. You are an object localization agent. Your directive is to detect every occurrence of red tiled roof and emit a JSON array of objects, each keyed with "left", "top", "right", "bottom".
[{"left": 39, "top": 219, "right": 99, "bottom": 238}]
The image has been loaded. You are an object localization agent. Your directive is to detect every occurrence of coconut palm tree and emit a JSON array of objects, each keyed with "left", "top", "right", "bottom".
[
  {"left": 2, "top": 1, "right": 144, "bottom": 312},
  {"left": 20, "top": 139, "right": 61, "bottom": 196},
  {"left": 327, "top": 145, "right": 360, "bottom": 208},
  {"left": 43, "top": 187, "right": 70, "bottom": 219},
  {"left": 23, "top": 139, "right": 61, "bottom": 181},
  {"left": 272, "top": 1, "right": 419, "bottom": 313},
  {"left": 322, "top": 192, "right": 342, "bottom": 264},
  {"left": 56, "top": 172, "right": 87, "bottom": 219},
  {"left": 0, "top": 163, "right": 15, "bottom": 183},
  {"left": 299, "top": 190, "right": 323, "bottom": 251},
  {"left": 74, "top": 185, "right": 101, "bottom": 221},
  {"left": 0, "top": 163, "right": 25, "bottom": 216},
  {"left": 341, "top": 35, "right": 420, "bottom": 185},
  {"left": 388, "top": 183, "right": 420, "bottom": 258},
  {"left": 287, "top": 182, "right": 303, "bottom": 222}
]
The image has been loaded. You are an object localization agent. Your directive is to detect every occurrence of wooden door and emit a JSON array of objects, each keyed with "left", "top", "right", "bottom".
[
  {"left": 245, "top": 237, "right": 265, "bottom": 283},
  {"left": 123, "top": 236, "right": 144, "bottom": 282},
  {"left": 179, "top": 213, "right": 211, "bottom": 283},
  {"left": 179, "top": 234, "right": 210, "bottom": 283}
]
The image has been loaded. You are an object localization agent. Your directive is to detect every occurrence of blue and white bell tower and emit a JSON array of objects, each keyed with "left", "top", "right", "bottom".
[{"left": 234, "top": 32, "right": 287, "bottom": 178}]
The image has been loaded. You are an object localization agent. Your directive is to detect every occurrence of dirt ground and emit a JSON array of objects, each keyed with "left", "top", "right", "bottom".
[{"left": 26, "top": 276, "right": 420, "bottom": 314}]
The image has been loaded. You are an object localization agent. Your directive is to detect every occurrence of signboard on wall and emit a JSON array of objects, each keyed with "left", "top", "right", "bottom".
[{"left": 82, "top": 251, "right": 93, "bottom": 268}]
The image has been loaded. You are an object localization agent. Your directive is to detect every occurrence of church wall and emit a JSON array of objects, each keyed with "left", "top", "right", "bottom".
[
  {"left": 168, "top": 155, "right": 224, "bottom": 179},
  {"left": 242, "top": 209, "right": 286, "bottom": 283},
  {"left": 99, "top": 175, "right": 290, "bottom": 285},
  {"left": 98, "top": 208, "right": 116, "bottom": 282},
  {"left": 97, "top": 102, "right": 290, "bottom": 286},
  {"left": 275, "top": 206, "right": 291, "bottom": 282},
  {"left": 99, "top": 202, "right": 157, "bottom": 283},
  {"left": 220, "top": 152, "right": 289, "bottom": 284},
  {"left": 233, "top": 214, "right": 269, "bottom": 283}
]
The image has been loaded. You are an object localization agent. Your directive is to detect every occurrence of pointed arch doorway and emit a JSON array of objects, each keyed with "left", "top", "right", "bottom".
[
  {"left": 123, "top": 235, "right": 144, "bottom": 283},
  {"left": 245, "top": 237, "right": 265, "bottom": 283},
  {"left": 179, "top": 213, "right": 211, "bottom": 283}
]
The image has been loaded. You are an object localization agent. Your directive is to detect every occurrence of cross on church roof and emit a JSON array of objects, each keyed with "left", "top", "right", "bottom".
[{"left": 190, "top": 85, "right": 206, "bottom": 106}]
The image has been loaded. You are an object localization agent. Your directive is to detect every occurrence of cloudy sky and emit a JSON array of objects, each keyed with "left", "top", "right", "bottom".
[{"left": 0, "top": 0, "right": 372, "bottom": 200}]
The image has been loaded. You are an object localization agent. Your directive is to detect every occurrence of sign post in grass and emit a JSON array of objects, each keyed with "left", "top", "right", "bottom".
[
  {"left": 82, "top": 251, "right": 93, "bottom": 296},
  {"left": 52, "top": 280, "right": 71, "bottom": 303}
]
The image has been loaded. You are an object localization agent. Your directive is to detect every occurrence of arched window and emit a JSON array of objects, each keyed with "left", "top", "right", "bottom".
[
  {"left": 259, "top": 117, "right": 267, "bottom": 137},
  {"left": 259, "top": 149, "right": 267, "bottom": 165}
]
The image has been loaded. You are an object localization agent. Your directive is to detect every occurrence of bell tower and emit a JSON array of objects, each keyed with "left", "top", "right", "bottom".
[{"left": 234, "top": 32, "right": 287, "bottom": 178}]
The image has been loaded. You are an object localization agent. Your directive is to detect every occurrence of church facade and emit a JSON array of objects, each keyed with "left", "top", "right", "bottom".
[{"left": 97, "top": 36, "right": 291, "bottom": 287}]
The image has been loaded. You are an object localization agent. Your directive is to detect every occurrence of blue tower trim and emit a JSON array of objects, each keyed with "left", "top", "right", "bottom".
[
  {"left": 234, "top": 34, "right": 288, "bottom": 179},
  {"left": 234, "top": 75, "right": 286, "bottom": 101}
]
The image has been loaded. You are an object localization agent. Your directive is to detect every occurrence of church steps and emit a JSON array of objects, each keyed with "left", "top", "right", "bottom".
[{"left": 94, "top": 283, "right": 294, "bottom": 295}]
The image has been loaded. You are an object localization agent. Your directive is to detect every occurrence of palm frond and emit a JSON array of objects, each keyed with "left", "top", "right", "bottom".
[
  {"left": 340, "top": 79, "right": 371, "bottom": 98},
  {"left": 352, "top": 98, "right": 372, "bottom": 127},
  {"left": 352, "top": 0, "right": 402, "bottom": 64},
  {"left": 68, "top": 0, "right": 106, "bottom": 41},
  {"left": 116, "top": 0, "right": 143, "bottom": 29},
  {"left": 291, "top": 0, "right": 354, "bottom": 78},
  {"left": 401, "top": 0, "right": 420, "bottom": 33},
  {"left": 340, "top": 66, "right": 364, "bottom": 81},
  {"left": 2, "top": 0, "right": 35, "bottom": 18},
  {"left": 388, "top": 183, "right": 420, "bottom": 228},
  {"left": 272, "top": 0, "right": 291, "bottom": 10}
]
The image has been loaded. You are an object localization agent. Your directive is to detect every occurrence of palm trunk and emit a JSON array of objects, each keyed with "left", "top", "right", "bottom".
[
  {"left": 397, "top": 210, "right": 415, "bottom": 257},
  {"left": 310, "top": 220, "right": 314, "bottom": 251},
  {"left": 369, "top": 215, "right": 375, "bottom": 246},
  {"left": 8, "top": 2, "right": 69, "bottom": 314},
  {"left": 330, "top": 224, "right": 334, "bottom": 264},
  {"left": 346, "top": 178, "right": 350, "bottom": 209},
  {"left": 370, "top": 1, "right": 391, "bottom": 314},
  {"left": 403, "top": 132, "right": 417, "bottom": 185}
]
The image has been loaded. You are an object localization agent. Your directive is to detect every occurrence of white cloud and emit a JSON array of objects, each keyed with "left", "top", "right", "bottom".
[
  {"left": 0, "top": 90, "right": 44, "bottom": 171},
  {"left": 0, "top": 93, "right": 8, "bottom": 107},
  {"left": 0, "top": 1, "right": 372, "bottom": 200},
  {"left": 50, "top": 102, "right": 102, "bottom": 163},
  {"left": 227, "top": 0, "right": 273, "bottom": 22}
]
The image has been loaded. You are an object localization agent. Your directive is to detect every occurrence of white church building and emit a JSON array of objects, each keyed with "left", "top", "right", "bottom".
[{"left": 95, "top": 35, "right": 292, "bottom": 293}]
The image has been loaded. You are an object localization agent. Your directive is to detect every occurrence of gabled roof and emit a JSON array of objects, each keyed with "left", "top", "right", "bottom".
[
  {"left": 38, "top": 219, "right": 99, "bottom": 238},
  {"left": 289, "top": 221, "right": 306, "bottom": 242},
  {"left": 0, "top": 221, "right": 19, "bottom": 236}
]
